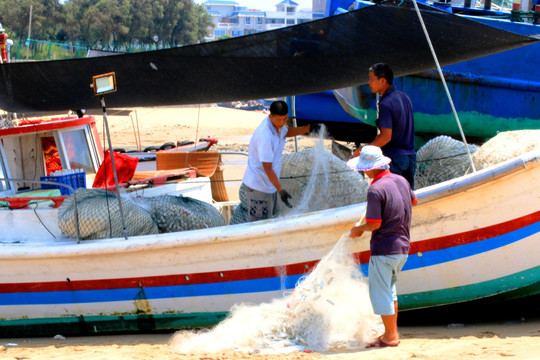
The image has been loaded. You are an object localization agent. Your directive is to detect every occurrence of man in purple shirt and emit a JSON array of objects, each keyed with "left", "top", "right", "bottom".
[
  {"left": 353, "top": 63, "right": 416, "bottom": 189},
  {"left": 348, "top": 145, "right": 417, "bottom": 348}
]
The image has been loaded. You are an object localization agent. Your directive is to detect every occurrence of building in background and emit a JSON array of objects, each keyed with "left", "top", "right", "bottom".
[{"left": 202, "top": 0, "right": 316, "bottom": 40}]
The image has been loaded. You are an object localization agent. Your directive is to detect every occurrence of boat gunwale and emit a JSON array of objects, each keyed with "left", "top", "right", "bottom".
[{"left": 0, "top": 148, "right": 538, "bottom": 259}]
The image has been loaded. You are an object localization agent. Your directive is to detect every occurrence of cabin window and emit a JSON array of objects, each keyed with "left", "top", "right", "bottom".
[
  {"left": 58, "top": 128, "right": 97, "bottom": 174},
  {"left": 0, "top": 141, "right": 11, "bottom": 192},
  {"left": 41, "top": 136, "right": 63, "bottom": 175}
]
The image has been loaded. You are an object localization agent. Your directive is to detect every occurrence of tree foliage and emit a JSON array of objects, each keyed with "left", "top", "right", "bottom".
[{"left": 0, "top": 0, "right": 213, "bottom": 48}]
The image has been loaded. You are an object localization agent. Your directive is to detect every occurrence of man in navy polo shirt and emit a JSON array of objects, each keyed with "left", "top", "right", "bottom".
[
  {"left": 353, "top": 63, "right": 416, "bottom": 189},
  {"left": 348, "top": 145, "right": 417, "bottom": 348}
]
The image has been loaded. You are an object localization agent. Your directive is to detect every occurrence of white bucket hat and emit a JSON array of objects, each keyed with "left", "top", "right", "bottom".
[{"left": 347, "top": 145, "right": 391, "bottom": 171}]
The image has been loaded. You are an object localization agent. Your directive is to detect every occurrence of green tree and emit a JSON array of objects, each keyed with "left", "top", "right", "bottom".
[{"left": 0, "top": 0, "right": 214, "bottom": 52}]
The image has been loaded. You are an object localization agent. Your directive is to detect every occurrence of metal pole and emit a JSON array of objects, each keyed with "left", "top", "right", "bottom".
[
  {"left": 26, "top": 5, "right": 32, "bottom": 60},
  {"left": 412, "top": 0, "right": 476, "bottom": 172},
  {"left": 101, "top": 96, "right": 129, "bottom": 239}
]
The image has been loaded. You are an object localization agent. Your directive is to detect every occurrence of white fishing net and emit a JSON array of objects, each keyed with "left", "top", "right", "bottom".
[
  {"left": 279, "top": 147, "right": 368, "bottom": 217},
  {"left": 230, "top": 135, "right": 368, "bottom": 224},
  {"left": 414, "top": 131, "right": 540, "bottom": 189},
  {"left": 170, "top": 233, "right": 382, "bottom": 354},
  {"left": 414, "top": 135, "right": 479, "bottom": 189},
  {"left": 472, "top": 130, "right": 540, "bottom": 170}
]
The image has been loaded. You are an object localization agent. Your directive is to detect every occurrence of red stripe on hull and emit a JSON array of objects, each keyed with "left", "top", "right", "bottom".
[{"left": 2, "top": 211, "right": 538, "bottom": 293}]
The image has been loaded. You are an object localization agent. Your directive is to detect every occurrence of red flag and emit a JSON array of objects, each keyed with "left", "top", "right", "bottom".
[{"left": 92, "top": 150, "right": 138, "bottom": 189}]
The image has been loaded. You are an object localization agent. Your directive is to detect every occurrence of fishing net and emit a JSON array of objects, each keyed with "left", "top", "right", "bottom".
[
  {"left": 137, "top": 195, "right": 225, "bottom": 232},
  {"left": 170, "top": 234, "right": 382, "bottom": 354},
  {"left": 230, "top": 147, "right": 368, "bottom": 224},
  {"left": 58, "top": 188, "right": 159, "bottom": 240},
  {"left": 415, "top": 135, "right": 479, "bottom": 189},
  {"left": 280, "top": 147, "right": 368, "bottom": 216},
  {"left": 472, "top": 130, "right": 540, "bottom": 170},
  {"left": 58, "top": 189, "right": 225, "bottom": 240}
]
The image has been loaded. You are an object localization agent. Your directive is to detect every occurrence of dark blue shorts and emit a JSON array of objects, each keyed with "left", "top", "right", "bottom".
[{"left": 390, "top": 154, "right": 416, "bottom": 189}]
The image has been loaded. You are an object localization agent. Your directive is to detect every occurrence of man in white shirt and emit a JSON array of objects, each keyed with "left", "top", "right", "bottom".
[{"left": 242, "top": 100, "right": 310, "bottom": 221}]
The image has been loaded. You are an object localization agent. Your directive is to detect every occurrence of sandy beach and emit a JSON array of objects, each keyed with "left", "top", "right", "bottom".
[
  {"left": 2, "top": 105, "right": 539, "bottom": 359},
  {"left": 2, "top": 315, "right": 539, "bottom": 359}
]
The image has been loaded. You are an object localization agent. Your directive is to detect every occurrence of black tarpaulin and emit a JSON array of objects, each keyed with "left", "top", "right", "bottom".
[{"left": 0, "top": 0, "right": 537, "bottom": 113}]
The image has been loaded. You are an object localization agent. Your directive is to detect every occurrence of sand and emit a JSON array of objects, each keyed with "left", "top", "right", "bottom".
[
  {"left": 96, "top": 104, "right": 332, "bottom": 152},
  {"left": 2, "top": 319, "right": 540, "bottom": 359},
  {"left": 2, "top": 105, "right": 539, "bottom": 359}
]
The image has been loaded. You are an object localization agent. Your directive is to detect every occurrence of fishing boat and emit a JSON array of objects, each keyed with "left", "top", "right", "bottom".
[
  {"left": 1, "top": 0, "right": 539, "bottom": 338},
  {"left": 0, "top": 1, "right": 536, "bottom": 114},
  {"left": 0, "top": 109, "right": 538, "bottom": 336},
  {"left": 292, "top": 0, "right": 540, "bottom": 144}
]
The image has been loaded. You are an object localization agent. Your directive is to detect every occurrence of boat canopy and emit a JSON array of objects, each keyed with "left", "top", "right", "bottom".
[{"left": 0, "top": 0, "right": 537, "bottom": 113}]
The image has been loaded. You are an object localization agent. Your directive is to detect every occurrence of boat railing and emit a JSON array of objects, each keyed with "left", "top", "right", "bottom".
[{"left": 0, "top": 177, "right": 81, "bottom": 242}]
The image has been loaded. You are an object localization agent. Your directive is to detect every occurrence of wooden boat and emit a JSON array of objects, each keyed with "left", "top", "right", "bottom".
[{"left": 0, "top": 112, "right": 538, "bottom": 336}]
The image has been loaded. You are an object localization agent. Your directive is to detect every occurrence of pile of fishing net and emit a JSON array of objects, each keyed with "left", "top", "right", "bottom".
[
  {"left": 414, "top": 130, "right": 540, "bottom": 189},
  {"left": 170, "top": 234, "right": 382, "bottom": 354},
  {"left": 230, "top": 147, "right": 369, "bottom": 224},
  {"left": 472, "top": 130, "right": 540, "bottom": 170},
  {"left": 58, "top": 188, "right": 225, "bottom": 240},
  {"left": 414, "top": 135, "right": 479, "bottom": 189}
]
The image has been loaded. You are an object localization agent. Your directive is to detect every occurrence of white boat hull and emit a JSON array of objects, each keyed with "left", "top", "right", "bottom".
[{"left": 1, "top": 149, "right": 539, "bottom": 335}]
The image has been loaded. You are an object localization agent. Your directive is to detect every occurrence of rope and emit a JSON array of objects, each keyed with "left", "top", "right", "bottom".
[
  {"left": 411, "top": 0, "right": 477, "bottom": 173},
  {"left": 31, "top": 203, "right": 57, "bottom": 239}
]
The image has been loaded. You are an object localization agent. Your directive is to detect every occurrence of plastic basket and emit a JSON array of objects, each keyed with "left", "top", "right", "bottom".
[{"left": 41, "top": 172, "right": 86, "bottom": 195}]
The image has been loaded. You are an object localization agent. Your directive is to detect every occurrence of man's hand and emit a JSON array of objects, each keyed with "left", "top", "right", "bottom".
[
  {"left": 353, "top": 146, "right": 363, "bottom": 157},
  {"left": 279, "top": 189, "right": 293, "bottom": 208},
  {"left": 349, "top": 226, "right": 364, "bottom": 238}
]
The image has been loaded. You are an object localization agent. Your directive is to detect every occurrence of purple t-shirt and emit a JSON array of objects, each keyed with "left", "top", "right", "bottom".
[
  {"left": 376, "top": 87, "right": 415, "bottom": 158},
  {"left": 366, "top": 170, "right": 416, "bottom": 255}
]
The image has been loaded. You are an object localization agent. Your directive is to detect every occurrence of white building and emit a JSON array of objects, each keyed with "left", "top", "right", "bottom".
[{"left": 202, "top": 0, "right": 315, "bottom": 40}]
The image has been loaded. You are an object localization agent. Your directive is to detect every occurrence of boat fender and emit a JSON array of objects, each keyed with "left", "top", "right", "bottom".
[
  {"left": 159, "top": 142, "right": 176, "bottom": 150},
  {"left": 143, "top": 145, "right": 159, "bottom": 152},
  {"left": 177, "top": 140, "right": 195, "bottom": 147}
]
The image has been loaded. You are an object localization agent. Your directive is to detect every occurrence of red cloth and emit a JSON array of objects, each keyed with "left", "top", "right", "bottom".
[{"left": 92, "top": 150, "right": 138, "bottom": 189}]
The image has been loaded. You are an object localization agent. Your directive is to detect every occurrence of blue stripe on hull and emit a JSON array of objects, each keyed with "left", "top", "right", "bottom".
[
  {"left": 1, "top": 222, "right": 538, "bottom": 306},
  {"left": 0, "top": 274, "right": 304, "bottom": 306}
]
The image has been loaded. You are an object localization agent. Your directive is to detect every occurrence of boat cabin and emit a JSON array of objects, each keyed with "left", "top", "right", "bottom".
[{"left": 0, "top": 115, "right": 103, "bottom": 197}]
